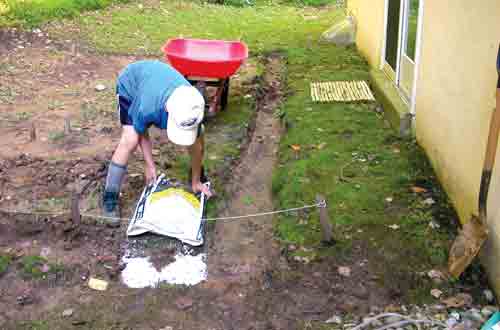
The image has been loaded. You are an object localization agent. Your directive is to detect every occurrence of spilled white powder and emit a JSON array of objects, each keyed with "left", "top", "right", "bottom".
[{"left": 121, "top": 253, "right": 207, "bottom": 288}]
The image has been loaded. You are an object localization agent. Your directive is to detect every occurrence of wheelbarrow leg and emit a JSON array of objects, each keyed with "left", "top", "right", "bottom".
[
  {"left": 208, "top": 79, "right": 227, "bottom": 115},
  {"left": 220, "top": 78, "right": 230, "bottom": 111}
]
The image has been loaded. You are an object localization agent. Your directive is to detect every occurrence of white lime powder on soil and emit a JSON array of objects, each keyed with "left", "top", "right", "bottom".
[{"left": 121, "top": 253, "right": 207, "bottom": 288}]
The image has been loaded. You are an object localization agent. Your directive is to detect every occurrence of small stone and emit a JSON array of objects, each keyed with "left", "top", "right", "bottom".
[
  {"left": 423, "top": 197, "right": 436, "bottom": 206},
  {"left": 429, "top": 220, "right": 441, "bottom": 229},
  {"left": 338, "top": 266, "right": 351, "bottom": 277},
  {"left": 481, "top": 305, "right": 499, "bottom": 317},
  {"left": 388, "top": 224, "right": 400, "bottom": 230},
  {"left": 95, "top": 84, "right": 106, "bottom": 91},
  {"left": 62, "top": 309, "right": 74, "bottom": 317},
  {"left": 33, "top": 28, "right": 42, "bottom": 34},
  {"left": 430, "top": 288, "right": 443, "bottom": 298},
  {"left": 325, "top": 315, "right": 343, "bottom": 324},
  {"left": 175, "top": 296, "right": 193, "bottom": 310},
  {"left": 288, "top": 244, "right": 297, "bottom": 251},
  {"left": 385, "top": 197, "right": 393, "bottom": 203},
  {"left": 483, "top": 289, "right": 495, "bottom": 303},
  {"left": 158, "top": 327, "right": 173, "bottom": 330}
]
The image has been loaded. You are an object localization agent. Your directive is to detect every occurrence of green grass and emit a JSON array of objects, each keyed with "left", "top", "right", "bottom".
[
  {"left": 20, "top": 255, "right": 63, "bottom": 279},
  {"left": 47, "top": 130, "right": 66, "bottom": 142},
  {"left": 0, "top": 254, "right": 12, "bottom": 275},
  {"left": 0, "top": 0, "right": 131, "bottom": 27},
  {"left": 62, "top": 1, "right": 342, "bottom": 55}
]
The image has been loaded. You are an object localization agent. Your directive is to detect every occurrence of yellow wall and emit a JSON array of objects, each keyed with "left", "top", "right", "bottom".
[
  {"left": 347, "top": 0, "right": 385, "bottom": 68},
  {"left": 415, "top": 0, "right": 500, "bottom": 291},
  {"left": 349, "top": 0, "right": 500, "bottom": 293}
]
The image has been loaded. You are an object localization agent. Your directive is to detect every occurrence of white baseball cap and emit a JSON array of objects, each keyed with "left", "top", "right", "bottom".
[{"left": 166, "top": 85, "right": 205, "bottom": 146}]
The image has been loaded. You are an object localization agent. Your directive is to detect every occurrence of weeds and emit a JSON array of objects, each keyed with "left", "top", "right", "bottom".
[
  {"left": 0, "top": 254, "right": 12, "bottom": 275},
  {"left": 16, "top": 111, "right": 33, "bottom": 121},
  {"left": 80, "top": 102, "right": 100, "bottom": 122},
  {"left": 47, "top": 99, "right": 64, "bottom": 110},
  {"left": 0, "top": 85, "right": 18, "bottom": 104},
  {"left": 48, "top": 130, "right": 65, "bottom": 142},
  {"left": 20, "top": 255, "right": 63, "bottom": 279},
  {"left": 35, "top": 197, "right": 67, "bottom": 212}
]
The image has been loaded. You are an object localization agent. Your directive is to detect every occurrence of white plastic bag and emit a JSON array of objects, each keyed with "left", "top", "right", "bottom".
[{"left": 126, "top": 174, "right": 208, "bottom": 246}]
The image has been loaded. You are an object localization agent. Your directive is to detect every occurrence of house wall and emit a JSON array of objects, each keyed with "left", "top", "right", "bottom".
[
  {"left": 348, "top": 0, "right": 500, "bottom": 293},
  {"left": 415, "top": 0, "right": 500, "bottom": 291},
  {"left": 346, "top": 0, "right": 385, "bottom": 68}
]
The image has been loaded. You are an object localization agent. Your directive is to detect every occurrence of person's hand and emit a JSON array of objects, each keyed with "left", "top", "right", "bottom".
[
  {"left": 145, "top": 164, "right": 157, "bottom": 185},
  {"left": 192, "top": 181, "right": 213, "bottom": 199}
]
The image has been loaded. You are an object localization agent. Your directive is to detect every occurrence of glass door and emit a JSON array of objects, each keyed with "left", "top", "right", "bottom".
[
  {"left": 383, "top": 0, "right": 402, "bottom": 81},
  {"left": 383, "top": 0, "right": 420, "bottom": 102},
  {"left": 399, "top": 0, "right": 419, "bottom": 99}
]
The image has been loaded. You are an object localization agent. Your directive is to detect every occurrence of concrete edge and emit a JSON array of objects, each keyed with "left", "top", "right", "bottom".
[{"left": 369, "top": 69, "right": 413, "bottom": 136}]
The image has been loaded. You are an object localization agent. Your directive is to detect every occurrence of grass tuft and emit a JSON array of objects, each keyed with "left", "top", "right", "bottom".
[
  {"left": 20, "top": 255, "right": 63, "bottom": 279},
  {"left": 0, "top": 254, "right": 12, "bottom": 275}
]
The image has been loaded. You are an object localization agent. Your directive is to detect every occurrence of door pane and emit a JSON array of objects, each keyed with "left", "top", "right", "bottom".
[
  {"left": 405, "top": 0, "right": 419, "bottom": 61},
  {"left": 385, "top": 0, "right": 401, "bottom": 71}
]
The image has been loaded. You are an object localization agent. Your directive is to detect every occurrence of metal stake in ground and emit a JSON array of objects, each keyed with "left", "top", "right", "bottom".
[
  {"left": 30, "top": 123, "right": 36, "bottom": 142},
  {"left": 316, "top": 194, "right": 334, "bottom": 245}
]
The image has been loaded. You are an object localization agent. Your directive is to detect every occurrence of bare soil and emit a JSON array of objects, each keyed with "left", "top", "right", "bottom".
[{"left": 0, "top": 28, "right": 491, "bottom": 330}]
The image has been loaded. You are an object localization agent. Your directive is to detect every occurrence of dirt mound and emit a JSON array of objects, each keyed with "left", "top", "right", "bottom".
[{"left": 0, "top": 153, "right": 108, "bottom": 211}]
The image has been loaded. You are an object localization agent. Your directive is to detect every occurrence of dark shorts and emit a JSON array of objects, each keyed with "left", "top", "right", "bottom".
[
  {"left": 117, "top": 94, "right": 133, "bottom": 126},
  {"left": 116, "top": 93, "right": 205, "bottom": 137}
]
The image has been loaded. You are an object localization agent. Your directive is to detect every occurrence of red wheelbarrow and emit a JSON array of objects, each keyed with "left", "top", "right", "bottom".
[{"left": 162, "top": 38, "right": 248, "bottom": 115}]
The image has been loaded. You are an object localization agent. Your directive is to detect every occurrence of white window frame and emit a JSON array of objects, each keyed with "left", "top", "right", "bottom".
[{"left": 380, "top": 0, "right": 425, "bottom": 117}]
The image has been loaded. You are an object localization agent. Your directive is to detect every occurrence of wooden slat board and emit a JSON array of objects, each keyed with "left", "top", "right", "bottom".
[{"left": 310, "top": 81, "right": 375, "bottom": 103}]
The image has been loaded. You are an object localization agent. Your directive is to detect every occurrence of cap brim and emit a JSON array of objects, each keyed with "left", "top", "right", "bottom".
[{"left": 167, "top": 117, "right": 198, "bottom": 146}]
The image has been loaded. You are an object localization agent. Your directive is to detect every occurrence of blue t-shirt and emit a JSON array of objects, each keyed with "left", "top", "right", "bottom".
[{"left": 116, "top": 60, "right": 190, "bottom": 134}]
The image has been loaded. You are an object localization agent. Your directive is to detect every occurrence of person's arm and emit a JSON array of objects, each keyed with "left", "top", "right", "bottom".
[
  {"left": 189, "top": 135, "right": 212, "bottom": 197},
  {"left": 138, "top": 130, "right": 156, "bottom": 184}
]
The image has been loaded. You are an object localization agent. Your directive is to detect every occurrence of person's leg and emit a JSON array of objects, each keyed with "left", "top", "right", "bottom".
[
  {"left": 102, "top": 126, "right": 139, "bottom": 224},
  {"left": 102, "top": 94, "right": 138, "bottom": 224},
  {"left": 105, "top": 125, "right": 139, "bottom": 190}
]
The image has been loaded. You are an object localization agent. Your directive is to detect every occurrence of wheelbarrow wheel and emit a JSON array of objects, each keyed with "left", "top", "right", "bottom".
[{"left": 220, "top": 78, "right": 230, "bottom": 111}]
